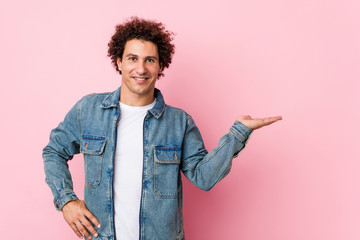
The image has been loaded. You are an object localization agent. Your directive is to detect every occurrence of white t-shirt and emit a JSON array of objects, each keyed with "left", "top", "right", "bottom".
[{"left": 113, "top": 99, "right": 156, "bottom": 240}]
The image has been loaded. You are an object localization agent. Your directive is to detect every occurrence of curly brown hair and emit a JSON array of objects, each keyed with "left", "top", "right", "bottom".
[{"left": 108, "top": 16, "right": 175, "bottom": 78}]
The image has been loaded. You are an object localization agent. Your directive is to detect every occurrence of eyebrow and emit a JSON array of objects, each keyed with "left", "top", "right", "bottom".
[{"left": 124, "top": 54, "right": 158, "bottom": 60}]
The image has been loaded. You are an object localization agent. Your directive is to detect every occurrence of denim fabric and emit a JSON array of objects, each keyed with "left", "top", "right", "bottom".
[{"left": 43, "top": 87, "right": 252, "bottom": 240}]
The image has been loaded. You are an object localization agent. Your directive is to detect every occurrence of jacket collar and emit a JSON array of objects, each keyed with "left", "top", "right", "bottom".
[
  {"left": 100, "top": 87, "right": 121, "bottom": 108},
  {"left": 149, "top": 88, "right": 166, "bottom": 119},
  {"left": 101, "top": 87, "right": 166, "bottom": 119}
]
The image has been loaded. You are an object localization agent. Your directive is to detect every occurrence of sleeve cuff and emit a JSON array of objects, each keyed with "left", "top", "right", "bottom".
[
  {"left": 230, "top": 120, "right": 253, "bottom": 143},
  {"left": 230, "top": 121, "right": 253, "bottom": 158},
  {"left": 53, "top": 189, "right": 79, "bottom": 211}
]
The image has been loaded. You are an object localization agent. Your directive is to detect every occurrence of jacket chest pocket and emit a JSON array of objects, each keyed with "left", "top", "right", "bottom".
[
  {"left": 80, "top": 135, "right": 107, "bottom": 188},
  {"left": 154, "top": 146, "right": 181, "bottom": 198}
]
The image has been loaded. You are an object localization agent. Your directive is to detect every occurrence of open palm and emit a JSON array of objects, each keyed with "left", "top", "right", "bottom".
[{"left": 236, "top": 115, "right": 282, "bottom": 130}]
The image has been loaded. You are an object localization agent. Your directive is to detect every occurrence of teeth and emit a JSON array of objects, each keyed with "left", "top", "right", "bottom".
[{"left": 134, "top": 77, "right": 146, "bottom": 80}]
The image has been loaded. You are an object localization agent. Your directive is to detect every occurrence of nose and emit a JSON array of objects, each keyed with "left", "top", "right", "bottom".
[{"left": 135, "top": 60, "right": 147, "bottom": 75}]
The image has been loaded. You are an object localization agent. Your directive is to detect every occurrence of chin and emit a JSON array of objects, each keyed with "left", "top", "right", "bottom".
[{"left": 132, "top": 88, "right": 152, "bottom": 95}]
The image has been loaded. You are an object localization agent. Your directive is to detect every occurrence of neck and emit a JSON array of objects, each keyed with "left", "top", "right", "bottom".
[{"left": 119, "top": 89, "right": 155, "bottom": 107}]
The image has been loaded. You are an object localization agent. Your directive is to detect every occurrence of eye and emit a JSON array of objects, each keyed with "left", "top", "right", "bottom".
[
  {"left": 128, "top": 57, "right": 137, "bottom": 61},
  {"left": 146, "top": 58, "right": 155, "bottom": 63}
]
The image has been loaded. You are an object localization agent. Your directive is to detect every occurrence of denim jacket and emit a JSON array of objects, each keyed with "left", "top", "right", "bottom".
[{"left": 43, "top": 87, "right": 252, "bottom": 240}]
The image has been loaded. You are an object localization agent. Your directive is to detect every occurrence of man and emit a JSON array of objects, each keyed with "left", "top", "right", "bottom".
[{"left": 43, "top": 17, "right": 282, "bottom": 240}]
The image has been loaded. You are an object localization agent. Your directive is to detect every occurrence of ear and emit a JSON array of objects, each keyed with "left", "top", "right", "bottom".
[
  {"left": 116, "top": 57, "right": 122, "bottom": 71},
  {"left": 157, "top": 69, "right": 163, "bottom": 78},
  {"left": 158, "top": 65, "right": 164, "bottom": 75}
]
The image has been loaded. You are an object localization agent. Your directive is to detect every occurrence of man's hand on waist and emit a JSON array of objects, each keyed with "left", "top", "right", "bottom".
[{"left": 62, "top": 199, "right": 101, "bottom": 239}]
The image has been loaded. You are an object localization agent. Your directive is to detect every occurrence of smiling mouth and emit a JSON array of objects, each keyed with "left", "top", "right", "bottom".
[
  {"left": 132, "top": 76, "right": 149, "bottom": 83},
  {"left": 134, "top": 77, "right": 148, "bottom": 80}
]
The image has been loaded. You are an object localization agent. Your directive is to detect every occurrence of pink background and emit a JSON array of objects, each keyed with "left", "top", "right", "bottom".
[{"left": 1, "top": 0, "right": 360, "bottom": 239}]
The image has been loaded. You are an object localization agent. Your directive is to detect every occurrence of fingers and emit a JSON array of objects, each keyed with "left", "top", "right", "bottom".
[
  {"left": 268, "top": 116, "right": 282, "bottom": 121},
  {"left": 262, "top": 116, "right": 282, "bottom": 125},
  {"left": 84, "top": 210, "right": 101, "bottom": 229},
  {"left": 83, "top": 211, "right": 100, "bottom": 238},
  {"left": 76, "top": 219, "right": 91, "bottom": 239},
  {"left": 70, "top": 218, "right": 98, "bottom": 239},
  {"left": 69, "top": 223, "right": 83, "bottom": 239},
  {"left": 78, "top": 218, "right": 98, "bottom": 239}
]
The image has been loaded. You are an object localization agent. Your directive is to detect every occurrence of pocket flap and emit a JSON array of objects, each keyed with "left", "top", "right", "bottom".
[
  {"left": 155, "top": 146, "right": 181, "bottom": 164},
  {"left": 80, "top": 135, "right": 106, "bottom": 155}
]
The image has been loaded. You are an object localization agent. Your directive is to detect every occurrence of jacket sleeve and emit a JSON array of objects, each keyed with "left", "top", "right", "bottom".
[
  {"left": 180, "top": 115, "right": 252, "bottom": 191},
  {"left": 42, "top": 99, "right": 82, "bottom": 211}
]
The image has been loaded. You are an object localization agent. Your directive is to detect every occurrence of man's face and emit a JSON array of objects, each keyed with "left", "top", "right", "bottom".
[{"left": 117, "top": 39, "right": 161, "bottom": 102}]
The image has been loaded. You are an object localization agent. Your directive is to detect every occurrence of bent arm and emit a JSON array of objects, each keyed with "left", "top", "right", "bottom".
[
  {"left": 180, "top": 116, "right": 252, "bottom": 191},
  {"left": 43, "top": 100, "right": 82, "bottom": 211}
]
